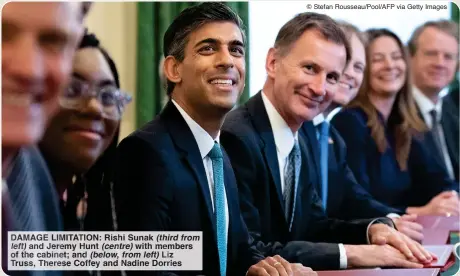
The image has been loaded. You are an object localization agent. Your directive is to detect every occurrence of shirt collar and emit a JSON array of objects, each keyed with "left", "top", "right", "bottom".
[
  {"left": 172, "top": 100, "right": 219, "bottom": 159},
  {"left": 312, "top": 114, "right": 325, "bottom": 126},
  {"left": 313, "top": 107, "right": 343, "bottom": 127},
  {"left": 413, "top": 86, "right": 443, "bottom": 119},
  {"left": 326, "top": 106, "right": 342, "bottom": 122},
  {"left": 261, "top": 91, "right": 298, "bottom": 158}
]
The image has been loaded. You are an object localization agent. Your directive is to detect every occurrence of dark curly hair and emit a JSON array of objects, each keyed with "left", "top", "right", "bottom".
[{"left": 64, "top": 31, "right": 120, "bottom": 231}]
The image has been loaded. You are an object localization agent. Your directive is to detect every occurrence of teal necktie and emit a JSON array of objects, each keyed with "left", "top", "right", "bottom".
[{"left": 208, "top": 143, "right": 227, "bottom": 276}]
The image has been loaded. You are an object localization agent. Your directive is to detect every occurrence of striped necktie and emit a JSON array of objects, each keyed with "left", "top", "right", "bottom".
[{"left": 283, "top": 139, "right": 301, "bottom": 231}]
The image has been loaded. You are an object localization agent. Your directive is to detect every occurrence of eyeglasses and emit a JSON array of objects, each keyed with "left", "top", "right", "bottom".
[{"left": 60, "top": 78, "right": 132, "bottom": 120}]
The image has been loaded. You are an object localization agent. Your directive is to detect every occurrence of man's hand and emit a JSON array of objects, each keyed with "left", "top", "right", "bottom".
[
  {"left": 392, "top": 214, "right": 424, "bottom": 242},
  {"left": 368, "top": 223, "right": 435, "bottom": 264},
  {"left": 247, "top": 255, "right": 317, "bottom": 276},
  {"left": 345, "top": 244, "right": 425, "bottom": 268},
  {"left": 407, "top": 191, "right": 460, "bottom": 217}
]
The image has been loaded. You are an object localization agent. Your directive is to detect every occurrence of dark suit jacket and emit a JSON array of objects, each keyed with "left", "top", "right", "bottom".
[
  {"left": 220, "top": 92, "right": 386, "bottom": 270},
  {"left": 302, "top": 123, "right": 402, "bottom": 220},
  {"left": 446, "top": 79, "right": 459, "bottom": 111},
  {"left": 416, "top": 97, "right": 459, "bottom": 181},
  {"left": 4, "top": 146, "right": 62, "bottom": 276},
  {"left": 114, "top": 101, "right": 264, "bottom": 276},
  {"left": 331, "top": 107, "right": 458, "bottom": 211}
]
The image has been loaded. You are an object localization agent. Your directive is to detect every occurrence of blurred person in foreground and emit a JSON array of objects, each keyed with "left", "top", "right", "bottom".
[{"left": 2, "top": 1, "right": 88, "bottom": 275}]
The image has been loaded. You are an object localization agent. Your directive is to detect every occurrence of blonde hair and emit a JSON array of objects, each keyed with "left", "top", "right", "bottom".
[{"left": 336, "top": 20, "right": 368, "bottom": 47}]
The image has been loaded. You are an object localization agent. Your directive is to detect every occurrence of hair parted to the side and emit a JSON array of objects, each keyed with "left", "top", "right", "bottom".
[
  {"left": 407, "top": 19, "right": 459, "bottom": 57},
  {"left": 273, "top": 12, "right": 351, "bottom": 65},
  {"left": 336, "top": 20, "right": 368, "bottom": 48},
  {"left": 346, "top": 28, "right": 426, "bottom": 171},
  {"left": 163, "top": 2, "right": 246, "bottom": 96}
]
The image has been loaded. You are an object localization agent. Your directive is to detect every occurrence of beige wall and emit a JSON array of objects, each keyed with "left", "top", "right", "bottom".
[{"left": 85, "top": 2, "right": 137, "bottom": 139}]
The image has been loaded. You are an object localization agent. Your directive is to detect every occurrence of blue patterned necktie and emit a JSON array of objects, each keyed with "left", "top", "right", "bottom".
[
  {"left": 7, "top": 148, "right": 44, "bottom": 231},
  {"left": 208, "top": 143, "right": 227, "bottom": 276},
  {"left": 283, "top": 139, "right": 301, "bottom": 231},
  {"left": 318, "top": 121, "right": 330, "bottom": 211}
]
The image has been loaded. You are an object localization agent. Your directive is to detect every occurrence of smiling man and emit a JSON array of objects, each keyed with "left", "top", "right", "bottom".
[
  {"left": 409, "top": 20, "right": 459, "bottom": 182},
  {"left": 114, "top": 3, "right": 315, "bottom": 276},
  {"left": 2, "top": 2, "right": 87, "bottom": 275},
  {"left": 221, "top": 12, "right": 434, "bottom": 270},
  {"left": 308, "top": 22, "right": 425, "bottom": 242}
]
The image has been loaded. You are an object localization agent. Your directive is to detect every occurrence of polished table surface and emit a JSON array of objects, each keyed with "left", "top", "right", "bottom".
[
  {"left": 317, "top": 268, "right": 440, "bottom": 275},
  {"left": 441, "top": 232, "right": 459, "bottom": 276}
]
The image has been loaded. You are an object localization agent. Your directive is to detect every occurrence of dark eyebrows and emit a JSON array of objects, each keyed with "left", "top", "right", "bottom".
[
  {"left": 99, "top": 79, "right": 116, "bottom": 87},
  {"left": 39, "top": 28, "right": 70, "bottom": 44},
  {"left": 72, "top": 72, "right": 86, "bottom": 80},
  {"left": 72, "top": 72, "right": 116, "bottom": 87},
  {"left": 194, "top": 38, "right": 245, "bottom": 48},
  {"left": 229, "top": 39, "right": 244, "bottom": 48},
  {"left": 329, "top": 70, "right": 341, "bottom": 78},
  {"left": 2, "top": 20, "right": 20, "bottom": 32},
  {"left": 194, "top": 38, "right": 218, "bottom": 48},
  {"left": 303, "top": 61, "right": 340, "bottom": 78}
]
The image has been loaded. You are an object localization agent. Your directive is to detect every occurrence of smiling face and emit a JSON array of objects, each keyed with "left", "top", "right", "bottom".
[
  {"left": 266, "top": 29, "right": 346, "bottom": 127},
  {"left": 2, "top": 2, "right": 83, "bottom": 151},
  {"left": 411, "top": 26, "right": 458, "bottom": 96},
  {"left": 40, "top": 48, "right": 118, "bottom": 173},
  {"left": 333, "top": 33, "right": 366, "bottom": 106},
  {"left": 368, "top": 35, "right": 407, "bottom": 97},
  {"left": 168, "top": 21, "right": 245, "bottom": 115}
]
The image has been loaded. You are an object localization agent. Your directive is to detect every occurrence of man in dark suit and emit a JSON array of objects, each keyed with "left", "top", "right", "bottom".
[
  {"left": 409, "top": 20, "right": 459, "bottom": 184},
  {"left": 304, "top": 21, "right": 425, "bottom": 241},
  {"left": 2, "top": 2, "right": 87, "bottom": 275},
  {"left": 114, "top": 3, "right": 315, "bottom": 276},
  {"left": 221, "top": 12, "right": 434, "bottom": 271}
]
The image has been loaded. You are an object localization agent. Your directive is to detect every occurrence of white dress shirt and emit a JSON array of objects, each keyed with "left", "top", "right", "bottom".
[
  {"left": 261, "top": 93, "right": 348, "bottom": 269},
  {"left": 172, "top": 100, "right": 229, "bottom": 242},
  {"left": 413, "top": 86, "right": 455, "bottom": 179}
]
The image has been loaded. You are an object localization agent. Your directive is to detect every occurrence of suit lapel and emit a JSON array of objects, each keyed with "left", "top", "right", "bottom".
[
  {"left": 441, "top": 105, "right": 459, "bottom": 174},
  {"left": 416, "top": 108, "right": 448, "bottom": 170},
  {"left": 222, "top": 153, "right": 236, "bottom": 263},
  {"left": 301, "top": 122, "right": 322, "bottom": 193},
  {"left": 246, "top": 92, "right": 286, "bottom": 216},
  {"left": 291, "top": 135, "right": 310, "bottom": 231},
  {"left": 162, "top": 102, "right": 216, "bottom": 232}
]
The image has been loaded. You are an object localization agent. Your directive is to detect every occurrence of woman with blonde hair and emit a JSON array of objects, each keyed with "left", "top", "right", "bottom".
[{"left": 332, "top": 28, "right": 459, "bottom": 217}]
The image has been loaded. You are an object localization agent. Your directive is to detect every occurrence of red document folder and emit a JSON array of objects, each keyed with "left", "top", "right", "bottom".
[
  {"left": 422, "top": 228, "right": 450, "bottom": 245},
  {"left": 416, "top": 216, "right": 460, "bottom": 231},
  {"left": 423, "top": 245, "right": 455, "bottom": 272},
  {"left": 317, "top": 268, "right": 440, "bottom": 276}
]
